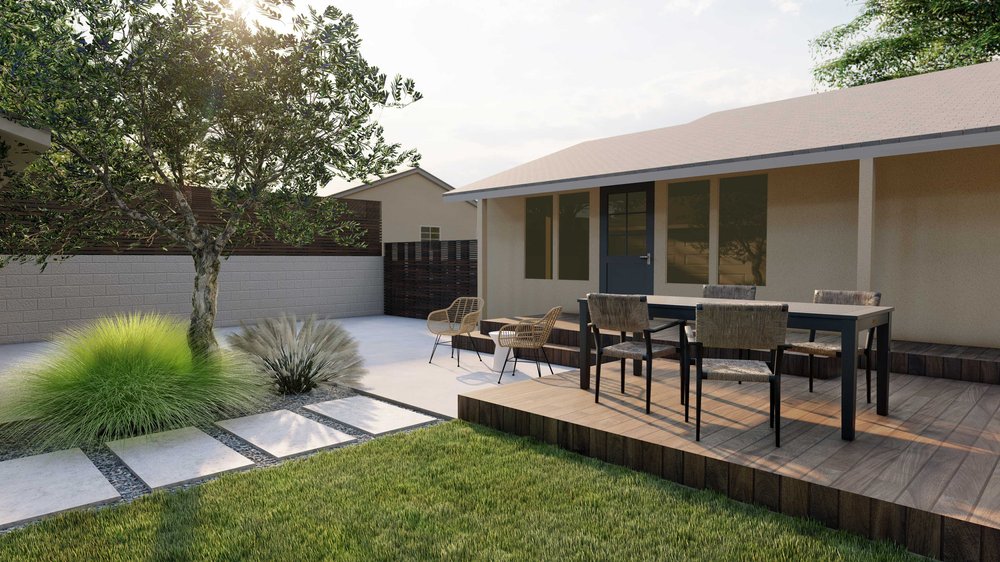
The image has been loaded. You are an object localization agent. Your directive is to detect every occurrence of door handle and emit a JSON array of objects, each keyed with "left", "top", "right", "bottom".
[{"left": 639, "top": 254, "right": 651, "bottom": 265}]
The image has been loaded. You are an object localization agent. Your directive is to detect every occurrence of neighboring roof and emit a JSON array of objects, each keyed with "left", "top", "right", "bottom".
[
  {"left": 446, "top": 60, "right": 1000, "bottom": 201},
  {"left": 333, "top": 167, "right": 455, "bottom": 198}
]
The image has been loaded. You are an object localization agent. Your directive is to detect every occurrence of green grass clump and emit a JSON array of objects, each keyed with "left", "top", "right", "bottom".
[
  {"left": 0, "top": 422, "right": 916, "bottom": 561},
  {"left": 3, "top": 313, "right": 266, "bottom": 447}
]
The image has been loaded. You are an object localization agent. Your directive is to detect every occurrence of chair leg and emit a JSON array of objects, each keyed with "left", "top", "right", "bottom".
[
  {"left": 541, "top": 347, "right": 554, "bottom": 375},
  {"left": 456, "top": 340, "right": 461, "bottom": 367},
  {"left": 769, "top": 380, "right": 774, "bottom": 428},
  {"left": 865, "top": 349, "right": 872, "bottom": 404},
  {"left": 775, "top": 377, "right": 782, "bottom": 447},
  {"left": 512, "top": 354, "right": 518, "bottom": 375},
  {"left": 535, "top": 355, "right": 541, "bottom": 377},
  {"left": 429, "top": 335, "right": 441, "bottom": 363},
  {"left": 497, "top": 348, "right": 511, "bottom": 384},
  {"left": 621, "top": 358, "right": 626, "bottom": 393},
  {"left": 470, "top": 334, "right": 482, "bottom": 362},
  {"left": 808, "top": 354, "right": 814, "bottom": 392},
  {"left": 645, "top": 355, "right": 652, "bottom": 414},
  {"left": 595, "top": 352, "right": 602, "bottom": 403},
  {"left": 695, "top": 368, "right": 703, "bottom": 441}
]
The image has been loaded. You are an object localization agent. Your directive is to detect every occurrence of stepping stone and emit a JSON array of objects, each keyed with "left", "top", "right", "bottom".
[
  {"left": 106, "top": 427, "right": 253, "bottom": 490},
  {"left": 215, "top": 410, "right": 356, "bottom": 459},
  {"left": 0, "top": 448, "right": 119, "bottom": 529},
  {"left": 305, "top": 395, "right": 436, "bottom": 436}
]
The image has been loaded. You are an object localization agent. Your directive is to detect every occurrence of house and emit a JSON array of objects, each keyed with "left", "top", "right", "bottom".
[
  {"left": 444, "top": 60, "right": 1000, "bottom": 348},
  {"left": 335, "top": 167, "right": 476, "bottom": 243},
  {"left": 0, "top": 114, "right": 50, "bottom": 188}
]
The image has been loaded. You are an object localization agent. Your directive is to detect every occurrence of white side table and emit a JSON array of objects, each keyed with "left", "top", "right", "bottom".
[{"left": 488, "top": 331, "right": 511, "bottom": 373}]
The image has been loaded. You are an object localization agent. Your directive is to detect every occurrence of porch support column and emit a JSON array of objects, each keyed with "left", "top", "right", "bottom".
[
  {"left": 477, "top": 198, "right": 488, "bottom": 318},
  {"left": 857, "top": 158, "right": 875, "bottom": 291}
]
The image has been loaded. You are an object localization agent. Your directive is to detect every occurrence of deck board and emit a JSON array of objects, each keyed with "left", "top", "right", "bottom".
[{"left": 459, "top": 358, "right": 1000, "bottom": 559}]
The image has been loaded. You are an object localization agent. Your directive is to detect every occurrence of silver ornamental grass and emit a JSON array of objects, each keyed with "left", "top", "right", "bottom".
[{"left": 228, "top": 315, "right": 365, "bottom": 395}]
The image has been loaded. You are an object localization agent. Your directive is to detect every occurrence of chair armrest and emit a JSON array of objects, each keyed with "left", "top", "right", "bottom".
[
  {"left": 646, "top": 319, "right": 683, "bottom": 334},
  {"left": 459, "top": 310, "right": 482, "bottom": 333},
  {"left": 427, "top": 308, "right": 450, "bottom": 322},
  {"left": 497, "top": 320, "right": 545, "bottom": 347}
]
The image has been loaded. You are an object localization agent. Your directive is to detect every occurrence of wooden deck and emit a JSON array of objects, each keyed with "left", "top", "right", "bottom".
[{"left": 458, "top": 360, "right": 1000, "bottom": 561}]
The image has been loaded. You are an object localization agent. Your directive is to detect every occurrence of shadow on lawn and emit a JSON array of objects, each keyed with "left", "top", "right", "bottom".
[{"left": 152, "top": 488, "right": 204, "bottom": 558}]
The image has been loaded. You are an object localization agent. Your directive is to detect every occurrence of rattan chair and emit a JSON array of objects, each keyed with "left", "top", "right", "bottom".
[
  {"left": 496, "top": 306, "right": 562, "bottom": 383},
  {"left": 702, "top": 284, "right": 757, "bottom": 300},
  {"left": 588, "top": 293, "right": 686, "bottom": 414},
  {"left": 691, "top": 303, "right": 788, "bottom": 447},
  {"left": 427, "top": 297, "right": 483, "bottom": 367},
  {"left": 787, "top": 290, "right": 881, "bottom": 403}
]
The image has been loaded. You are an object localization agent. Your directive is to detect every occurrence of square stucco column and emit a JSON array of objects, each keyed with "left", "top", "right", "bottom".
[
  {"left": 477, "top": 198, "right": 488, "bottom": 318},
  {"left": 857, "top": 158, "right": 875, "bottom": 291}
]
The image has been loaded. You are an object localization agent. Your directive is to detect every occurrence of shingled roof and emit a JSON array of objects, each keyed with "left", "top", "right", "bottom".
[{"left": 446, "top": 60, "right": 1000, "bottom": 201}]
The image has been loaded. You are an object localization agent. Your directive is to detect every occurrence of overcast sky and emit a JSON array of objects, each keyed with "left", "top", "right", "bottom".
[{"left": 307, "top": 0, "right": 861, "bottom": 192}]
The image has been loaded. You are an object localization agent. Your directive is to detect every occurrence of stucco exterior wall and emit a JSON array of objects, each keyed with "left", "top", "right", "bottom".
[
  {"left": 483, "top": 162, "right": 861, "bottom": 321},
  {"left": 873, "top": 145, "right": 1000, "bottom": 346},
  {"left": 0, "top": 255, "right": 383, "bottom": 344},
  {"left": 341, "top": 173, "right": 477, "bottom": 243}
]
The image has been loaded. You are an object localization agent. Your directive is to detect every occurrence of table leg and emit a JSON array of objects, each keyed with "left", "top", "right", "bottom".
[
  {"left": 840, "top": 320, "right": 858, "bottom": 441},
  {"left": 876, "top": 313, "right": 891, "bottom": 416},
  {"left": 579, "top": 301, "right": 590, "bottom": 390}
]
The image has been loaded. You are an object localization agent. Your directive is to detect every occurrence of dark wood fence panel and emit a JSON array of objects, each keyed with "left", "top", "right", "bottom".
[{"left": 384, "top": 240, "right": 477, "bottom": 318}]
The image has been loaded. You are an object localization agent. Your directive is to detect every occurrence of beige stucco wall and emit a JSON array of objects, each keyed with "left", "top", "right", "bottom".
[
  {"left": 340, "top": 173, "right": 477, "bottom": 243},
  {"left": 481, "top": 146, "right": 1000, "bottom": 346},
  {"left": 873, "top": 145, "right": 1000, "bottom": 346},
  {"left": 483, "top": 162, "right": 860, "bottom": 321}
]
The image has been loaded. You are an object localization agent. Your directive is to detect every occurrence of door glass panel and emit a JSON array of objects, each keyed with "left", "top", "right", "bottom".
[
  {"left": 608, "top": 213, "right": 627, "bottom": 236},
  {"left": 608, "top": 234, "right": 626, "bottom": 256},
  {"left": 627, "top": 234, "right": 647, "bottom": 256},
  {"left": 628, "top": 212, "right": 646, "bottom": 233}
]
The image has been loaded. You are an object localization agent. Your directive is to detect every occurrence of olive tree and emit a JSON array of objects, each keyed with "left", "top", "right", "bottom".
[{"left": 0, "top": 0, "right": 420, "bottom": 354}]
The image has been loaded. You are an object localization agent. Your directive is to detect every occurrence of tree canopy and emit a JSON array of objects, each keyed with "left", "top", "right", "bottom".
[
  {"left": 812, "top": 0, "right": 1000, "bottom": 88},
  {"left": 0, "top": 0, "right": 421, "bottom": 353}
]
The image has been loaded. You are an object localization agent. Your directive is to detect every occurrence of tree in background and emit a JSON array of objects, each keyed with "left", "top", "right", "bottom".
[
  {"left": 0, "top": 0, "right": 420, "bottom": 355},
  {"left": 812, "top": 0, "right": 1000, "bottom": 88}
]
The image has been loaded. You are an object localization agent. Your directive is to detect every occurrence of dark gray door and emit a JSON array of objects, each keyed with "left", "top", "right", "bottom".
[{"left": 600, "top": 183, "right": 654, "bottom": 294}]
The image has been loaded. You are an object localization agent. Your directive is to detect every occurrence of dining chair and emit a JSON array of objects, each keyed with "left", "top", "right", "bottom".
[
  {"left": 588, "top": 293, "right": 686, "bottom": 414},
  {"left": 702, "top": 284, "right": 757, "bottom": 300},
  {"left": 426, "top": 297, "right": 483, "bottom": 367},
  {"left": 786, "top": 290, "right": 881, "bottom": 403},
  {"left": 691, "top": 302, "right": 788, "bottom": 447},
  {"left": 496, "top": 306, "right": 562, "bottom": 383}
]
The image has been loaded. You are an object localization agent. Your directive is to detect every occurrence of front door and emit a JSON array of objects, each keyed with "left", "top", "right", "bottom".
[{"left": 600, "top": 183, "right": 654, "bottom": 294}]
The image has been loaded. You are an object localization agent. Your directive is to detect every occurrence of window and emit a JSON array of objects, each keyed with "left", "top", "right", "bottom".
[
  {"left": 719, "top": 175, "right": 767, "bottom": 286},
  {"left": 606, "top": 190, "right": 646, "bottom": 257},
  {"left": 420, "top": 226, "right": 441, "bottom": 241},
  {"left": 667, "top": 180, "right": 710, "bottom": 284},
  {"left": 558, "top": 192, "right": 590, "bottom": 280},
  {"left": 525, "top": 196, "right": 553, "bottom": 279}
]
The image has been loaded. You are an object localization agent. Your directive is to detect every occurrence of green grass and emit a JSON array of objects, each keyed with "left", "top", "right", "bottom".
[
  {"left": 0, "top": 422, "right": 915, "bottom": 561},
  {"left": 2, "top": 313, "right": 266, "bottom": 447}
]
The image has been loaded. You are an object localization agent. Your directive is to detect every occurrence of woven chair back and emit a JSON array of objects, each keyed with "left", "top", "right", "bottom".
[
  {"left": 813, "top": 290, "right": 881, "bottom": 307},
  {"left": 702, "top": 284, "right": 757, "bottom": 300},
  {"left": 587, "top": 293, "right": 649, "bottom": 333},
  {"left": 537, "top": 306, "right": 563, "bottom": 342},
  {"left": 447, "top": 297, "right": 482, "bottom": 323},
  {"left": 696, "top": 303, "right": 788, "bottom": 350}
]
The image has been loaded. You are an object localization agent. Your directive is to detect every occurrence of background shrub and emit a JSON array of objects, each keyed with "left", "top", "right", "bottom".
[
  {"left": 3, "top": 313, "right": 266, "bottom": 447},
  {"left": 228, "top": 315, "right": 364, "bottom": 394}
]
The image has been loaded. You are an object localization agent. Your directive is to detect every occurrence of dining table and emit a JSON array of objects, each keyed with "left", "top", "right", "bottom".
[{"left": 578, "top": 294, "right": 894, "bottom": 441}]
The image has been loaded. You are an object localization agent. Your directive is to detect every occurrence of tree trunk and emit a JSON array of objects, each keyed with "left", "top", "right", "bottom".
[{"left": 189, "top": 251, "right": 221, "bottom": 356}]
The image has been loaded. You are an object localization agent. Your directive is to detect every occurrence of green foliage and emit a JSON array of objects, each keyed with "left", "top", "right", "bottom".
[
  {"left": 0, "top": 422, "right": 916, "bottom": 561},
  {"left": 812, "top": 0, "right": 1000, "bottom": 88},
  {"left": 3, "top": 313, "right": 266, "bottom": 447},
  {"left": 228, "top": 315, "right": 364, "bottom": 394}
]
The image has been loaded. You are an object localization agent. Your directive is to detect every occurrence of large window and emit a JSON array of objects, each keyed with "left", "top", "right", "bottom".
[
  {"left": 719, "top": 175, "right": 767, "bottom": 286},
  {"left": 525, "top": 196, "right": 553, "bottom": 279},
  {"left": 666, "top": 181, "right": 710, "bottom": 284},
  {"left": 558, "top": 192, "right": 590, "bottom": 280}
]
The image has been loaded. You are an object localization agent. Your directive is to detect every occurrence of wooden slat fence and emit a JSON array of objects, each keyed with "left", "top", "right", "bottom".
[{"left": 384, "top": 240, "right": 477, "bottom": 318}]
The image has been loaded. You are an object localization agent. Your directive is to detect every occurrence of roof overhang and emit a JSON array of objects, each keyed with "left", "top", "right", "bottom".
[{"left": 443, "top": 127, "right": 1000, "bottom": 202}]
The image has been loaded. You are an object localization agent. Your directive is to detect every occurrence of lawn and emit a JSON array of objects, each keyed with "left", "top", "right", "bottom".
[{"left": 0, "top": 422, "right": 915, "bottom": 561}]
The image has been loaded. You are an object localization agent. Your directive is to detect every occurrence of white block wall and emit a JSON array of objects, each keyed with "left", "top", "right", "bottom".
[{"left": 0, "top": 255, "right": 383, "bottom": 344}]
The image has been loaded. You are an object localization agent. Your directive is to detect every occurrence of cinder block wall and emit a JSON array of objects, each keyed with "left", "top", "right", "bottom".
[{"left": 0, "top": 255, "right": 383, "bottom": 344}]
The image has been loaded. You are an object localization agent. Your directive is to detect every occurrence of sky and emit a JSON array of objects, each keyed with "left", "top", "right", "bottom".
[{"left": 301, "top": 0, "right": 862, "bottom": 193}]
